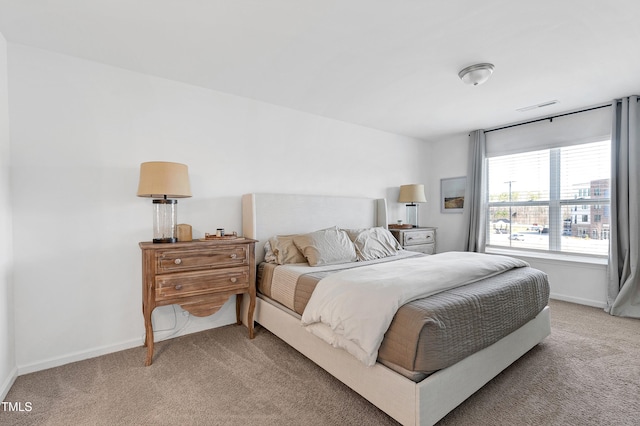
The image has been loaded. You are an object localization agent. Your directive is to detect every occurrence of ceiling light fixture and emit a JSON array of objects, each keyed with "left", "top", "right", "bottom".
[{"left": 458, "top": 63, "right": 495, "bottom": 86}]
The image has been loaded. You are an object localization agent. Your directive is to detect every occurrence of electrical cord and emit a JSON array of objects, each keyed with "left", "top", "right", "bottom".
[{"left": 141, "top": 305, "right": 191, "bottom": 342}]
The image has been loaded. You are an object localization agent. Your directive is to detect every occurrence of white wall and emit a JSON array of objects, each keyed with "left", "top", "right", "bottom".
[
  {"left": 0, "top": 32, "right": 16, "bottom": 399},
  {"left": 426, "top": 132, "right": 470, "bottom": 253},
  {"left": 427, "top": 132, "right": 608, "bottom": 308},
  {"left": 7, "top": 44, "right": 431, "bottom": 372}
]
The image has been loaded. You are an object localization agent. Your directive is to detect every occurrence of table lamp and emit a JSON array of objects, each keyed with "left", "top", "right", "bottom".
[
  {"left": 398, "top": 184, "right": 426, "bottom": 228},
  {"left": 137, "top": 161, "right": 192, "bottom": 243}
]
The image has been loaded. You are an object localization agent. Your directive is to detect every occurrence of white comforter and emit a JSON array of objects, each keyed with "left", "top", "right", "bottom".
[{"left": 300, "top": 251, "right": 529, "bottom": 366}]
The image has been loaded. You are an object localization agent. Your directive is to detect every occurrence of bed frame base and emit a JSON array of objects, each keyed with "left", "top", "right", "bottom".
[{"left": 242, "top": 297, "right": 550, "bottom": 425}]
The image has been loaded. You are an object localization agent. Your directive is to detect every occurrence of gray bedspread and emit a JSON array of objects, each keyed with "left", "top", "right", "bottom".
[{"left": 378, "top": 266, "right": 549, "bottom": 380}]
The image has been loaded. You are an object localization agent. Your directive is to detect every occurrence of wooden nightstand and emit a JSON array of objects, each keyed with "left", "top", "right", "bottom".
[
  {"left": 390, "top": 227, "right": 437, "bottom": 254},
  {"left": 140, "top": 238, "right": 257, "bottom": 366}
]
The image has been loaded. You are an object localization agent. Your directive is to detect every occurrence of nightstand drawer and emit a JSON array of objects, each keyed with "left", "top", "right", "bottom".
[
  {"left": 405, "top": 243, "right": 435, "bottom": 255},
  {"left": 402, "top": 230, "right": 435, "bottom": 246},
  {"left": 156, "top": 245, "right": 249, "bottom": 272},
  {"left": 155, "top": 267, "right": 249, "bottom": 301}
]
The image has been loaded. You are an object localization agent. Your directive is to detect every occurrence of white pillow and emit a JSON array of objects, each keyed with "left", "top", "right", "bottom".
[
  {"left": 293, "top": 227, "right": 357, "bottom": 266},
  {"left": 345, "top": 227, "right": 401, "bottom": 261}
]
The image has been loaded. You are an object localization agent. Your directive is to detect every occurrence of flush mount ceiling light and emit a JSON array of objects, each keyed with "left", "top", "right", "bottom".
[{"left": 458, "top": 63, "right": 495, "bottom": 86}]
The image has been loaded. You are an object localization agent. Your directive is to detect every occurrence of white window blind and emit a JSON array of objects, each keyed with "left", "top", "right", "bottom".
[
  {"left": 486, "top": 106, "right": 611, "bottom": 157},
  {"left": 485, "top": 108, "right": 611, "bottom": 257}
]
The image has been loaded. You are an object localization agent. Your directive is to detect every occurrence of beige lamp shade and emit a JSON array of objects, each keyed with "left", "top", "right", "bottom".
[
  {"left": 137, "top": 161, "right": 192, "bottom": 198},
  {"left": 398, "top": 184, "right": 427, "bottom": 203}
]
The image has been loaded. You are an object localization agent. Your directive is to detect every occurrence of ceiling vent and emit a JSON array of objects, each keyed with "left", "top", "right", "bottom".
[{"left": 517, "top": 100, "right": 559, "bottom": 112}]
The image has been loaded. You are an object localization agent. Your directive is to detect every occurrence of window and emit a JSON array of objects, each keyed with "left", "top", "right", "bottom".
[{"left": 486, "top": 140, "right": 610, "bottom": 256}]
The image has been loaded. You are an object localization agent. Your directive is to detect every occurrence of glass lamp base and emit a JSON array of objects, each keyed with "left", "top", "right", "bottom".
[
  {"left": 152, "top": 199, "right": 178, "bottom": 243},
  {"left": 405, "top": 204, "right": 418, "bottom": 228}
]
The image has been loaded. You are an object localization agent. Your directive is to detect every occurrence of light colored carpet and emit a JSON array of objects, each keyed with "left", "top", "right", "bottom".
[
  {"left": 2, "top": 299, "right": 639, "bottom": 425},
  {"left": 438, "top": 299, "right": 640, "bottom": 425}
]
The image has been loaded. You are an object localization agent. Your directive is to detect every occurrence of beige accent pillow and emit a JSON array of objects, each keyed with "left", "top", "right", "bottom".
[
  {"left": 345, "top": 227, "right": 401, "bottom": 261},
  {"left": 263, "top": 240, "right": 277, "bottom": 263},
  {"left": 268, "top": 235, "right": 307, "bottom": 265},
  {"left": 293, "top": 227, "right": 357, "bottom": 266}
]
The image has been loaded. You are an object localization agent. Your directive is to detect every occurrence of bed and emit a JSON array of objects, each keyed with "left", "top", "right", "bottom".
[{"left": 239, "top": 193, "right": 551, "bottom": 425}]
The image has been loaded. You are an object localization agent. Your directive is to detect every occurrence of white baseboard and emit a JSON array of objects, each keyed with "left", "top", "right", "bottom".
[
  {"left": 17, "top": 318, "right": 235, "bottom": 376},
  {"left": 550, "top": 293, "right": 606, "bottom": 309},
  {"left": 1, "top": 365, "right": 18, "bottom": 401},
  {"left": 17, "top": 338, "right": 143, "bottom": 376},
  {"left": 18, "top": 298, "right": 236, "bottom": 376}
]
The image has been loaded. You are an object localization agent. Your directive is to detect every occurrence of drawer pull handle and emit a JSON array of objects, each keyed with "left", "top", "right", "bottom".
[
  {"left": 230, "top": 277, "right": 237, "bottom": 283},
  {"left": 175, "top": 284, "right": 183, "bottom": 290},
  {"left": 174, "top": 259, "right": 182, "bottom": 265},
  {"left": 230, "top": 254, "right": 237, "bottom": 259}
]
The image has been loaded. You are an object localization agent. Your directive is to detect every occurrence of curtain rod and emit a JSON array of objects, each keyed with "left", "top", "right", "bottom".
[{"left": 484, "top": 103, "right": 611, "bottom": 134}]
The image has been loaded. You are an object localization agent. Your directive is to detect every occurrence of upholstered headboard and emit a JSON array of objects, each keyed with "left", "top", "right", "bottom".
[{"left": 242, "top": 193, "right": 388, "bottom": 264}]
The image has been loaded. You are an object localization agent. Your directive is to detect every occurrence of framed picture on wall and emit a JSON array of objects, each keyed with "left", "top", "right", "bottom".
[{"left": 440, "top": 176, "right": 466, "bottom": 213}]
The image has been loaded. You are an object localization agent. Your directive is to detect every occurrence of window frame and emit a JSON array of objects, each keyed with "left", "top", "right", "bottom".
[{"left": 485, "top": 146, "right": 610, "bottom": 257}]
